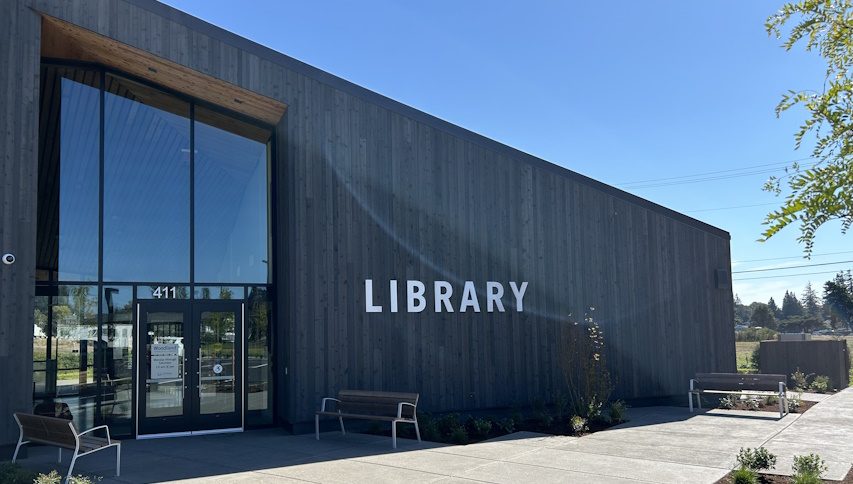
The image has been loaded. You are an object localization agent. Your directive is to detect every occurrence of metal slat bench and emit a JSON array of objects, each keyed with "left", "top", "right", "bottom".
[
  {"left": 315, "top": 390, "right": 421, "bottom": 449},
  {"left": 688, "top": 372, "right": 789, "bottom": 418},
  {"left": 12, "top": 412, "right": 121, "bottom": 484}
]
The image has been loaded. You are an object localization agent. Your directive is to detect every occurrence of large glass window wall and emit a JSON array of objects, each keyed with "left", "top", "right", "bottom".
[{"left": 35, "top": 62, "right": 276, "bottom": 435}]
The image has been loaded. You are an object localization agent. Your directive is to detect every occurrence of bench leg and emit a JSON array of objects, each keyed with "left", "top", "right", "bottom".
[
  {"left": 315, "top": 415, "right": 320, "bottom": 440},
  {"left": 116, "top": 443, "right": 121, "bottom": 477},
  {"left": 413, "top": 421, "right": 421, "bottom": 443},
  {"left": 58, "top": 447, "right": 62, "bottom": 463},
  {"left": 66, "top": 451, "right": 79, "bottom": 484},
  {"left": 12, "top": 436, "right": 26, "bottom": 462},
  {"left": 339, "top": 416, "right": 345, "bottom": 436},
  {"left": 392, "top": 421, "right": 397, "bottom": 449},
  {"left": 688, "top": 392, "right": 693, "bottom": 412}
]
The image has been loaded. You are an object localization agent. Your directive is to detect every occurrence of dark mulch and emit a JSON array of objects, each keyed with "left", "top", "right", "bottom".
[{"left": 715, "top": 467, "right": 853, "bottom": 483}]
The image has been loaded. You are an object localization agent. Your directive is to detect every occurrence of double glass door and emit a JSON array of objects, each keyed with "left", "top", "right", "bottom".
[{"left": 138, "top": 301, "right": 243, "bottom": 436}]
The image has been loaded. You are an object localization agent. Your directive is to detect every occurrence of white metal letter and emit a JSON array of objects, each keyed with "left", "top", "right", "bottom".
[
  {"left": 390, "top": 280, "right": 399, "bottom": 313},
  {"left": 365, "top": 280, "right": 382, "bottom": 313},
  {"left": 486, "top": 282, "right": 505, "bottom": 312},
  {"left": 509, "top": 281, "right": 528, "bottom": 312},
  {"left": 434, "top": 281, "right": 454, "bottom": 312},
  {"left": 459, "top": 281, "right": 481, "bottom": 313},
  {"left": 408, "top": 280, "right": 426, "bottom": 312}
]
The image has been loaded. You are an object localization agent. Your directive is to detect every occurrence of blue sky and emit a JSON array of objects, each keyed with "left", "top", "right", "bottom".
[{"left": 160, "top": 0, "right": 852, "bottom": 305}]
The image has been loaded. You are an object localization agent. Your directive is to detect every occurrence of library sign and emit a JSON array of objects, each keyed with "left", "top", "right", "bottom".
[{"left": 364, "top": 279, "right": 528, "bottom": 313}]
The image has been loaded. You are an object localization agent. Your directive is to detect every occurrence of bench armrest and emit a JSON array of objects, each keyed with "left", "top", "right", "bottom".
[
  {"left": 320, "top": 398, "right": 341, "bottom": 412},
  {"left": 690, "top": 379, "right": 697, "bottom": 391},
  {"left": 78, "top": 424, "right": 113, "bottom": 443},
  {"left": 397, "top": 402, "right": 417, "bottom": 419}
]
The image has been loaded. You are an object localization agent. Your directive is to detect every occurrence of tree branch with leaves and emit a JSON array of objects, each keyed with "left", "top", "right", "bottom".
[{"left": 763, "top": 1, "right": 853, "bottom": 254}]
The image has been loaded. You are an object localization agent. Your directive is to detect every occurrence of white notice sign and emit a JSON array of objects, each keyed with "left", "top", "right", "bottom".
[
  {"left": 152, "top": 343, "right": 180, "bottom": 355},
  {"left": 151, "top": 355, "right": 180, "bottom": 379}
]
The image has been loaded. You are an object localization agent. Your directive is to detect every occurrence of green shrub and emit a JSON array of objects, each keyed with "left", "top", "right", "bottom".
[
  {"left": 608, "top": 400, "right": 627, "bottom": 422},
  {"left": 0, "top": 462, "right": 39, "bottom": 484},
  {"left": 449, "top": 426, "right": 469, "bottom": 444},
  {"left": 791, "top": 369, "right": 813, "bottom": 392},
  {"left": 745, "top": 398, "right": 761, "bottom": 411},
  {"left": 553, "top": 392, "right": 568, "bottom": 422},
  {"left": 766, "top": 395, "right": 778, "bottom": 406},
  {"left": 788, "top": 394, "right": 803, "bottom": 412},
  {"left": 792, "top": 453, "right": 828, "bottom": 483},
  {"left": 736, "top": 446, "right": 776, "bottom": 471},
  {"left": 530, "top": 396, "right": 554, "bottom": 428},
  {"left": 749, "top": 345, "right": 761, "bottom": 370},
  {"left": 34, "top": 471, "right": 99, "bottom": 484},
  {"left": 435, "top": 413, "right": 461, "bottom": 436},
  {"left": 809, "top": 375, "right": 831, "bottom": 393},
  {"left": 731, "top": 467, "right": 758, "bottom": 484},
  {"left": 719, "top": 394, "right": 738, "bottom": 409},
  {"left": 735, "top": 327, "right": 778, "bottom": 342},
  {"left": 496, "top": 417, "right": 515, "bottom": 434},
  {"left": 570, "top": 415, "right": 588, "bottom": 433},
  {"left": 470, "top": 418, "right": 493, "bottom": 437}
]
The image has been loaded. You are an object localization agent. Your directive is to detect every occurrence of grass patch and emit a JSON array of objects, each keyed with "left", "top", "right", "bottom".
[{"left": 736, "top": 341, "right": 759, "bottom": 373}]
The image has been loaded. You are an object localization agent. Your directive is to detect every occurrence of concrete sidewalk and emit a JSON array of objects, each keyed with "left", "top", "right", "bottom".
[{"left": 12, "top": 388, "right": 853, "bottom": 483}]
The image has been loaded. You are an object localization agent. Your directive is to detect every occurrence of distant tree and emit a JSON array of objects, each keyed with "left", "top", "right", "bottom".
[
  {"left": 824, "top": 272, "right": 853, "bottom": 330},
  {"left": 734, "top": 294, "right": 749, "bottom": 325},
  {"left": 762, "top": 2, "right": 853, "bottom": 255},
  {"left": 802, "top": 281, "right": 821, "bottom": 317},
  {"left": 782, "top": 290, "right": 804, "bottom": 319},
  {"left": 768, "top": 297, "right": 783, "bottom": 320},
  {"left": 751, "top": 303, "right": 777, "bottom": 329},
  {"left": 778, "top": 315, "right": 823, "bottom": 333}
]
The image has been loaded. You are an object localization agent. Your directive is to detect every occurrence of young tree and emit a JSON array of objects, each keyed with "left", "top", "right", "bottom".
[
  {"left": 762, "top": 2, "right": 853, "bottom": 255},
  {"left": 824, "top": 272, "right": 853, "bottom": 330},
  {"left": 751, "top": 303, "right": 777, "bottom": 329},
  {"left": 782, "top": 290, "right": 805, "bottom": 319}
]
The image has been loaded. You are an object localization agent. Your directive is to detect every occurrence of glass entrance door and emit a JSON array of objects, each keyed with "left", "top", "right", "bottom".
[{"left": 137, "top": 301, "right": 243, "bottom": 436}]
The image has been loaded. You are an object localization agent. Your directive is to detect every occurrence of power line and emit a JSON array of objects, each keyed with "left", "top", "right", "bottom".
[
  {"left": 734, "top": 250, "right": 853, "bottom": 264},
  {"left": 617, "top": 158, "right": 815, "bottom": 189},
  {"left": 686, "top": 202, "right": 780, "bottom": 213},
  {"left": 733, "top": 269, "right": 851, "bottom": 281},
  {"left": 732, "top": 260, "right": 853, "bottom": 274}
]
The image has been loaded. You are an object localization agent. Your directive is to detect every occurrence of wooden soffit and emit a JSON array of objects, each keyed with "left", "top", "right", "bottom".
[{"left": 40, "top": 14, "right": 287, "bottom": 126}]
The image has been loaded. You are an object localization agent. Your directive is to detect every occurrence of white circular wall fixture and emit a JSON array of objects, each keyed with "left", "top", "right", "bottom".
[{"left": 2, "top": 253, "right": 15, "bottom": 265}]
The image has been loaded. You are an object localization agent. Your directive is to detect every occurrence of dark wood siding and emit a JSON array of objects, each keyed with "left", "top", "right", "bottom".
[
  {"left": 4, "top": 0, "right": 737, "bottom": 440},
  {"left": 0, "top": 0, "right": 41, "bottom": 449}
]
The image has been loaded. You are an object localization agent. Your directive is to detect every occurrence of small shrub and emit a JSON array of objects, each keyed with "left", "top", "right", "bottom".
[
  {"left": 766, "top": 395, "right": 778, "bottom": 406},
  {"left": 0, "top": 462, "right": 39, "bottom": 484},
  {"left": 471, "top": 418, "right": 493, "bottom": 437},
  {"left": 530, "top": 396, "right": 554, "bottom": 428},
  {"left": 496, "top": 417, "right": 515, "bottom": 434},
  {"left": 608, "top": 400, "right": 627, "bottom": 422},
  {"left": 809, "top": 375, "right": 831, "bottom": 393},
  {"left": 792, "top": 453, "right": 828, "bottom": 482},
  {"left": 744, "top": 398, "right": 761, "bottom": 411},
  {"left": 35, "top": 472, "right": 98, "bottom": 484},
  {"left": 731, "top": 467, "right": 758, "bottom": 484},
  {"left": 719, "top": 394, "right": 738, "bottom": 409},
  {"left": 570, "top": 415, "right": 588, "bottom": 433},
  {"left": 736, "top": 446, "right": 777, "bottom": 471},
  {"left": 788, "top": 395, "right": 803, "bottom": 412},
  {"left": 510, "top": 402, "right": 524, "bottom": 425},
  {"left": 791, "top": 369, "right": 813, "bottom": 392},
  {"left": 449, "top": 426, "right": 469, "bottom": 444},
  {"left": 422, "top": 419, "right": 441, "bottom": 441},
  {"left": 791, "top": 473, "right": 822, "bottom": 484},
  {"left": 749, "top": 345, "right": 761, "bottom": 370},
  {"left": 436, "top": 413, "right": 461, "bottom": 436}
]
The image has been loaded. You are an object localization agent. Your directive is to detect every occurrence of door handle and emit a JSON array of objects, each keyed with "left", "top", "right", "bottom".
[{"left": 198, "top": 347, "right": 202, "bottom": 399}]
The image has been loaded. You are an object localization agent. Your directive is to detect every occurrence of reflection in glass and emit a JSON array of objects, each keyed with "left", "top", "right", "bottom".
[
  {"left": 32, "top": 285, "right": 98, "bottom": 432},
  {"left": 195, "top": 107, "right": 270, "bottom": 283},
  {"left": 247, "top": 287, "right": 273, "bottom": 425},
  {"left": 100, "top": 286, "right": 133, "bottom": 434},
  {"left": 199, "top": 311, "right": 236, "bottom": 414},
  {"left": 146, "top": 312, "right": 185, "bottom": 418},
  {"left": 194, "top": 286, "right": 244, "bottom": 300},
  {"left": 103, "top": 76, "right": 190, "bottom": 282}
]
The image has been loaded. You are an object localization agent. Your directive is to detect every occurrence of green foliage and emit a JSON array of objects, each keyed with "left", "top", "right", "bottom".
[
  {"left": 34, "top": 471, "right": 99, "bottom": 484},
  {"left": 557, "top": 309, "right": 613, "bottom": 420},
  {"left": 530, "top": 396, "right": 554, "bottom": 428},
  {"left": 792, "top": 453, "right": 828, "bottom": 483},
  {"left": 731, "top": 467, "right": 758, "bottom": 484},
  {"left": 570, "top": 415, "right": 588, "bottom": 433},
  {"left": 791, "top": 369, "right": 813, "bottom": 391},
  {"left": 824, "top": 274, "right": 853, "bottom": 329},
  {"left": 735, "top": 327, "right": 778, "bottom": 342},
  {"left": 608, "top": 400, "right": 627, "bottom": 423},
  {"left": 778, "top": 315, "right": 823, "bottom": 333},
  {"left": 762, "top": 1, "right": 853, "bottom": 254},
  {"left": 496, "top": 417, "right": 516, "bottom": 434},
  {"left": 788, "top": 394, "right": 803, "bottom": 412},
  {"left": 470, "top": 418, "right": 493, "bottom": 438},
  {"left": 449, "top": 426, "right": 469, "bottom": 444},
  {"left": 809, "top": 374, "right": 832, "bottom": 392},
  {"left": 749, "top": 345, "right": 761, "bottom": 371},
  {"left": 0, "top": 462, "right": 39, "bottom": 484},
  {"left": 719, "top": 394, "right": 738, "bottom": 409},
  {"left": 736, "top": 446, "right": 777, "bottom": 472},
  {"left": 745, "top": 398, "right": 761, "bottom": 411},
  {"left": 749, "top": 303, "right": 777, "bottom": 330},
  {"left": 553, "top": 392, "right": 568, "bottom": 422}
]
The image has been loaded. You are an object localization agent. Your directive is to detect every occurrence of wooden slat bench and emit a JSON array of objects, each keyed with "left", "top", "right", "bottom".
[
  {"left": 12, "top": 412, "right": 121, "bottom": 484},
  {"left": 688, "top": 373, "right": 789, "bottom": 418},
  {"left": 315, "top": 390, "right": 421, "bottom": 449}
]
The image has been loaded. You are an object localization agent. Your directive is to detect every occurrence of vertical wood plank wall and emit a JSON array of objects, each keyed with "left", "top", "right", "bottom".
[
  {"left": 0, "top": 1, "right": 40, "bottom": 449},
  {"left": 11, "top": 0, "right": 737, "bottom": 436}
]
